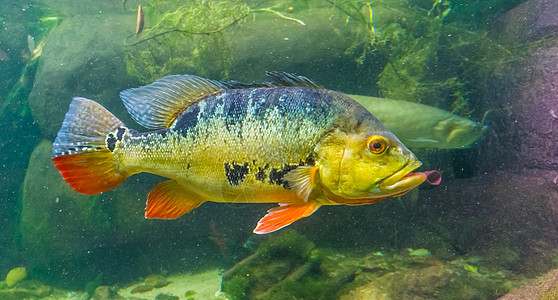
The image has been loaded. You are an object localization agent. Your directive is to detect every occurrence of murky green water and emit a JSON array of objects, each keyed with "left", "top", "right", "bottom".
[{"left": 2, "top": 0, "right": 558, "bottom": 299}]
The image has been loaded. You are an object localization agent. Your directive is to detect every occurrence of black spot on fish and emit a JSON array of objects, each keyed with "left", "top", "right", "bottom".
[
  {"left": 305, "top": 155, "right": 315, "bottom": 166},
  {"left": 356, "top": 119, "right": 363, "bottom": 128},
  {"left": 187, "top": 163, "right": 191, "bottom": 169},
  {"left": 129, "top": 128, "right": 142, "bottom": 137},
  {"left": 224, "top": 162, "right": 250, "bottom": 186},
  {"left": 174, "top": 105, "right": 200, "bottom": 137},
  {"left": 116, "top": 127, "right": 126, "bottom": 141},
  {"left": 107, "top": 133, "right": 117, "bottom": 152},
  {"left": 269, "top": 164, "right": 299, "bottom": 189},
  {"left": 255, "top": 163, "right": 269, "bottom": 182}
]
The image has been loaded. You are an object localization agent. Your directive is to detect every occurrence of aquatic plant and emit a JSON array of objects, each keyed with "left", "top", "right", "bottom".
[
  {"left": 5, "top": 267, "right": 27, "bottom": 288},
  {"left": 221, "top": 229, "right": 526, "bottom": 299},
  {"left": 123, "top": 0, "right": 519, "bottom": 118},
  {"left": 327, "top": 0, "right": 519, "bottom": 117},
  {"left": 125, "top": 0, "right": 250, "bottom": 83},
  {"left": 84, "top": 273, "right": 103, "bottom": 296}
]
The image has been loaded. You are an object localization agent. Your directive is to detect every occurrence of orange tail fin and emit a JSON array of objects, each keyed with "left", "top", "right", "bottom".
[{"left": 52, "top": 97, "right": 129, "bottom": 195}]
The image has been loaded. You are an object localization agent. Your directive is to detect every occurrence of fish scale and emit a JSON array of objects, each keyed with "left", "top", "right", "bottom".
[{"left": 119, "top": 87, "right": 349, "bottom": 198}]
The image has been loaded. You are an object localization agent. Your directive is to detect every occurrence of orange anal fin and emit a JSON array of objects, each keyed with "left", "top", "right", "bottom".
[
  {"left": 253, "top": 202, "right": 321, "bottom": 234},
  {"left": 146, "top": 180, "right": 204, "bottom": 219},
  {"left": 52, "top": 151, "right": 128, "bottom": 195}
]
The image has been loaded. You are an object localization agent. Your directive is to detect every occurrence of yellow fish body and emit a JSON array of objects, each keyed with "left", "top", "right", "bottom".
[{"left": 52, "top": 72, "right": 433, "bottom": 233}]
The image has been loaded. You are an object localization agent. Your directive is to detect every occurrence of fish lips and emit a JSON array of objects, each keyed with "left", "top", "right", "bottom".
[
  {"left": 323, "top": 160, "right": 437, "bottom": 205},
  {"left": 377, "top": 160, "right": 426, "bottom": 193}
]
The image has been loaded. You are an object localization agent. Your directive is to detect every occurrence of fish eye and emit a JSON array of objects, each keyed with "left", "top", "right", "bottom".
[{"left": 367, "top": 136, "right": 388, "bottom": 155}]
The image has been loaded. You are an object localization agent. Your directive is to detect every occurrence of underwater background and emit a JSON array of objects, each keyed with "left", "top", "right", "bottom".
[{"left": 1, "top": 0, "right": 558, "bottom": 299}]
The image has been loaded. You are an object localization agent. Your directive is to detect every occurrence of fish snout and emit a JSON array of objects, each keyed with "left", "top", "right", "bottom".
[{"left": 378, "top": 160, "right": 425, "bottom": 192}]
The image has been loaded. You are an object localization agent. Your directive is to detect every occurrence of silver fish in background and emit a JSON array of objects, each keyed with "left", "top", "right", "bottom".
[{"left": 350, "top": 95, "right": 488, "bottom": 149}]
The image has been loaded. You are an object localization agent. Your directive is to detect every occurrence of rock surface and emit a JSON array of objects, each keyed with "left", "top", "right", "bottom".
[
  {"left": 484, "top": 0, "right": 558, "bottom": 172},
  {"left": 28, "top": 3, "right": 138, "bottom": 140},
  {"left": 499, "top": 268, "right": 558, "bottom": 300},
  {"left": 496, "top": 0, "right": 558, "bottom": 43},
  {"left": 221, "top": 230, "right": 522, "bottom": 300}
]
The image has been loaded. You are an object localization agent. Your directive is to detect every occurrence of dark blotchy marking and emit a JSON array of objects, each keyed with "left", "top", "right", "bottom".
[
  {"left": 269, "top": 164, "right": 299, "bottom": 188},
  {"left": 174, "top": 105, "right": 200, "bottom": 137},
  {"left": 106, "top": 133, "right": 117, "bottom": 152},
  {"left": 224, "top": 162, "right": 250, "bottom": 186},
  {"left": 116, "top": 127, "right": 126, "bottom": 141},
  {"left": 129, "top": 129, "right": 141, "bottom": 136},
  {"left": 255, "top": 163, "right": 269, "bottom": 182},
  {"left": 356, "top": 119, "right": 363, "bottom": 128},
  {"left": 187, "top": 163, "right": 191, "bottom": 169},
  {"left": 305, "top": 155, "right": 315, "bottom": 166},
  {"left": 132, "top": 128, "right": 167, "bottom": 138}
]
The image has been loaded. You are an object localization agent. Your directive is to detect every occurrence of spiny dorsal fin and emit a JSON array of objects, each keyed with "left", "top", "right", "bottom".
[
  {"left": 120, "top": 75, "right": 225, "bottom": 129},
  {"left": 218, "top": 72, "right": 322, "bottom": 90},
  {"left": 265, "top": 71, "right": 323, "bottom": 89}
]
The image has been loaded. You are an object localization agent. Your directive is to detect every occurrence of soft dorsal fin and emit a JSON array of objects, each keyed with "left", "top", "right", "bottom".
[
  {"left": 120, "top": 75, "right": 225, "bottom": 129},
  {"left": 265, "top": 71, "right": 323, "bottom": 89}
]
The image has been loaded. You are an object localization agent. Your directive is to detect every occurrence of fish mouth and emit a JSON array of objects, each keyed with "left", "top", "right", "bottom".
[
  {"left": 324, "top": 160, "right": 428, "bottom": 205},
  {"left": 377, "top": 160, "right": 426, "bottom": 193}
]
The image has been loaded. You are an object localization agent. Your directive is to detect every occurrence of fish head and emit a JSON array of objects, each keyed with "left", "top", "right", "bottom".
[
  {"left": 315, "top": 129, "right": 426, "bottom": 204},
  {"left": 433, "top": 116, "right": 488, "bottom": 149}
]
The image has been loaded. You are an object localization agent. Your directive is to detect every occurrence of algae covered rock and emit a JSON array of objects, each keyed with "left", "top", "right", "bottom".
[
  {"left": 145, "top": 274, "right": 171, "bottom": 288},
  {"left": 27, "top": 3, "right": 138, "bottom": 140},
  {"left": 0, "top": 279, "right": 53, "bottom": 299},
  {"left": 20, "top": 141, "right": 112, "bottom": 265},
  {"left": 341, "top": 264, "right": 451, "bottom": 300},
  {"left": 93, "top": 285, "right": 123, "bottom": 300},
  {"left": 5, "top": 267, "right": 27, "bottom": 288},
  {"left": 222, "top": 234, "right": 523, "bottom": 300},
  {"left": 498, "top": 267, "right": 558, "bottom": 300},
  {"left": 221, "top": 229, "right": 315, "bottom": 299}
]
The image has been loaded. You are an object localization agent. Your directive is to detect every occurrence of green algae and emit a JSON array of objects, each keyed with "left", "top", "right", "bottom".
[
  {"left": 221, "top": 229, "right": 525, "bottom": 299},
  {"left": 124, "top": 0, "right": 249, "bottom": 83},
  {"left": 124, "top": 0, "right": 520, "bottom": 121},
  {"left": 327, "top": 0, "right": 520, "bottom": 117},
  {"left": 84, "top": 273, "right": 103, "bottom": 296}
]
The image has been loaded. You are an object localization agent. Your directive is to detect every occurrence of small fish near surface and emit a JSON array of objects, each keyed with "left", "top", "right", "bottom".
[
  {"left": 52, "top": 72, "right": 440, "bottom": 234},
  {"left": 135, "top": 5, "right": 144, "bottom": 36}
]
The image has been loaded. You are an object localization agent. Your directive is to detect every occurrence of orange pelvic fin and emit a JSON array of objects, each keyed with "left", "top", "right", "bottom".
[
  {"left": 146, "top": 180, "right": 205, "bottom": 219},
  {"left": 253, "top": 202, "right": 321, "bottom": 234}
]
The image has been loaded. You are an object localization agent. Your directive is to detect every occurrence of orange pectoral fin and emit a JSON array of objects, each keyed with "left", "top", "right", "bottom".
[
  {"left": 146, "top": 180, "right": 204, "bottom": 219},
  {"left": 253, "top": 202, "right": 321, "bottom": 234}
]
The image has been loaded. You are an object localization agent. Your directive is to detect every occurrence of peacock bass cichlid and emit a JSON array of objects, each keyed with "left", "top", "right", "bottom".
[{"left": 52, "top": 72, "right": 439, "bottom": 234}]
